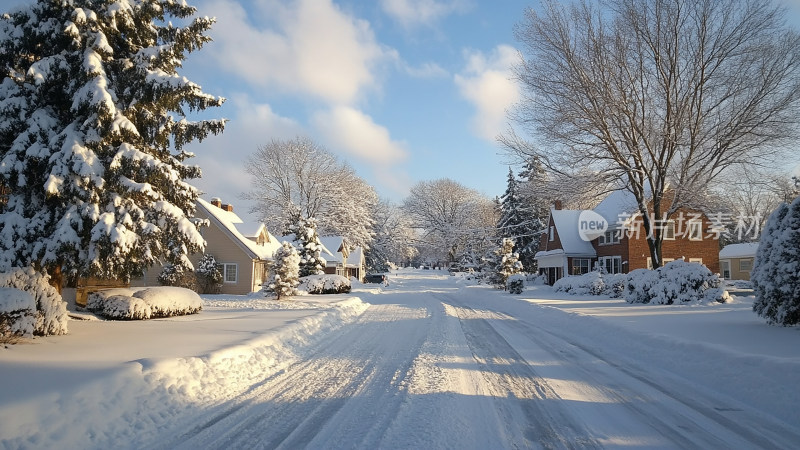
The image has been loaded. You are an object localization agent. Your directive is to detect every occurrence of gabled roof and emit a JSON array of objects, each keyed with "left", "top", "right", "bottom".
[
  {"left": 318, "top": 236, "right": 364, "bottom": 267},
  {"left": 593, "top": 189, "right": 639, "bottom": 227},
  {"left": 196, "top": 198, "right": 281, "bottom": 260},
  {"left": 720, "top": 243, "right": 759, "bottom": 259},
  {"left": 549, "top": 209, "right": 596, "bottom": 256}
]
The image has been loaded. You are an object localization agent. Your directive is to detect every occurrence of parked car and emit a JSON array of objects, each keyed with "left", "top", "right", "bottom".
[{"left": 364, "top": 274, "right": 387, "bottom": 284}]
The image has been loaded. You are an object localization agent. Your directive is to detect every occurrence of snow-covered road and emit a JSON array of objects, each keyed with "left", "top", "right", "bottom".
[{"left": 147, "top": 271, "right": 800, "bottom": 449}]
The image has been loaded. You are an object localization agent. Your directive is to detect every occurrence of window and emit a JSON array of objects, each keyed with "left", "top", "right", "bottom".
[
  {"left": 647, "top": 257, "right": 674, "bottom": 270},
  {"left": 599, "top": 230, "right": 620, "bottom": 245},
  {"left": 721, "top": 261, "right": 731, "bottom": 279},
  {"left": 218, "top": 263, "right": 238, "bottom": 283},
  {"left": 689, "top": 258, "right": 703, "bottom": 264},
  {"left": 664, "top": 220, "right": 676, "bottom": 240},
  {"left": 687, "top": 221, "right": 703, "bottom": 241},
  {"left": 599, "top": 256, "right": 622, "bottom": 274},
  {"left": 549, "top": 226, "right": 554, "bottom": 241},
  {"left": 739, "top": 259, "right": 753, "bottom": 272},
  {"left": 572, "top": 258, "right": 591, "bottom": 275}
]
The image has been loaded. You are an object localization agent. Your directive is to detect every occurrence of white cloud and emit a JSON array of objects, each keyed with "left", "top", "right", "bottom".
[
  {"left": 196, "top": 0, "right": 391, "bottom": 105},
  {"left": 312, "top": 106, "right": 411, "bottom": 196},
  {"left": 454, "top": 45, "right": 520, "bottom": 142},
  {"left": 380, "top": 0, "right": 472, "bottom": 28}
]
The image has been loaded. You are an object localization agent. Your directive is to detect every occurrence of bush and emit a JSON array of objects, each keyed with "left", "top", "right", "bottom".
[
  {"left": 88, "top": 286, "right": 202, "bottom": 320},
  {"left": 299, "top": 274, "right": 351, "bottom": 294},
  {"left": 195, "top": 254, "right": 223, "bottom": 294},
  {"left": 554, "top": 271, "right": 609, "bottom": 296},
  {"left": 0, "top": 267, "right": 68, "bottom": 336},
  {"left": 624, "top": 260, "right": 730, "bottom": 305},
  {"left": 507, "top": 274, "right": 525, "bottom": 294},
  {"left": 158, "top": 261, "right": 199, "bottom": 292},
  {"left": 0, "top": 287, "right": 36, "bottom": 339}
]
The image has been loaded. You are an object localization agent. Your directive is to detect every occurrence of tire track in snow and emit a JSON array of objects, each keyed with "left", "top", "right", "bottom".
[
  {"left": 501, "top": 312, "right": 800, "bottom": 449},
  {"left": 154, "top": 300, "right": 435, "bottom": 450},
  {"left": 438, "top": 295, "right": 601, "bottom": 449}
]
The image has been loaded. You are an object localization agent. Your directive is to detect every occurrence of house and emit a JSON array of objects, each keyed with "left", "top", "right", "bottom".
[
  {"left": 719, "top": 243, "right": 759, "bottom": 280},
  {"left": 535, "top": 192, "right": 720, "bottom": 284},
  {"left": 319, "top": 236, "right": 365, "bottom": 282},
  {"left": 132, "top": 197, "right": 282, "bottom": 295}
]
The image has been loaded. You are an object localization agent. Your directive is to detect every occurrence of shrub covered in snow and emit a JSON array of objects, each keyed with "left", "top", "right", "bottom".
[
  {"left": 87, "top": 287, "right": 202, "bottom": 320},
  {"left": 507, "top": 274, "right": 525, "bottom": 294},
  {"left": 554, "top": 271, "right": 612, "bottom": 296},
  {"left": 158, "top": 261, "right": 199, "bottom": 292},
  {"left": 752, "top": 197, "right": 800, "bottom": 325},
  {"left": 0, "top": 288, "right": 36, "bottom": 339},
  {"left": 485, "top": 238, "right": 523, "bottom": 289},
  {"left": 624, "top": 260, "right": 730, "bottom": 305},
  {"left": 299, "top": 274, "right": 351, "bottom": 295},
  {"left": 0, "top": 267, "right": 68, "bottom": 336},
  {"left": 195, "top": 254, "right": 223, "bottom": 294}
]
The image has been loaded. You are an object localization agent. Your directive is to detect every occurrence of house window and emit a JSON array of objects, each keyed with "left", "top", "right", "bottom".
[
  {"left": 549, "top": 226, "right": 554, "bottom": 241},
  {"left": 689, "top": 258, "right": 703, "bottom": 264},
  {"left": 664, "top": 220, "right": 676, "bottom": 240},
  {"left": 687, "top": 221, "right": 703, "bottom": 241},
  {"left": 647, "top": 257, "right": 674, "bottom": 269},
  {"left": 599, "top": 230, "right": 620, "bottom": 245},
  {"left": 599, "top": 256, "right": 622, "bottom": 274},
  {"left": 721, "top": 261, "right": 731, "bottom": 279},
  {"left": 572, "top": 258, "right": 591, "bottom": 275},
  {"left": 218, "top": 263, "right": 238, "bottom": 283},
  {"left": 739, "top": 259, "right": 753, "bottom": 272}
]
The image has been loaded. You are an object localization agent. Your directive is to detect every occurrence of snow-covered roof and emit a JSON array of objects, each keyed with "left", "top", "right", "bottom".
[
  {"left": 197, "top": 198, "right": 281, "bottom": 260},
  {"left": 719, "top": 243, "right": 759, "bottom": 259},
  {"left": 593, "top": 189, "right": 638, "bottom": 227},
  {"left": 318, "top": 236, "right": 364, "bottom": 267},
  {"left": 550, "top": 210, "right": 596, "bottom": 256}
]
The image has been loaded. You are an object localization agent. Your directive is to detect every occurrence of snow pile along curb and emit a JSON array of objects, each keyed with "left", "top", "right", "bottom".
[{"left": 0, "top": 297, "right": 369, "bottom": 449}]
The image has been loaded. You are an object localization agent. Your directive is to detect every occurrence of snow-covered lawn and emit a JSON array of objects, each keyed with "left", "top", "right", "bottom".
[{"left": 0, "top": 269, "right": 798, "bottom": 449}]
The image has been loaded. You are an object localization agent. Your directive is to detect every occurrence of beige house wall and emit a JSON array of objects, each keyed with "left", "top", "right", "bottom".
[
  {"left": 132, "top": 207, "right": 268, "bottom": 295},
  {"left": 720, "top": 257, "right": 754, "bottom": 281}
]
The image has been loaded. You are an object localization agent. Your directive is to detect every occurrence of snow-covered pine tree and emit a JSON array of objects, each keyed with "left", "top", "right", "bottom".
[
  {"left": 487, "top": 238, "right": 523, "bottom": 289},
  {"left": 158, "top": 260, "right": 197, "bottom": 291},
  {"left": 0, "top": 0, "right": 225, "bottom": 287},
  {"left": 515, "top": 157, "right": 549, "bottom": 271},
  {"left": 287, "top": 215, "right": 327, "bottom": 277},
  {"left": 752, "top": 198, "right": 800, "bottom": 325},
  {"left": 266, "top": 241, "right": 300, "bottom": 300},
  {"left": 195, "top": 253, "right": 222, "bottom": 294}
]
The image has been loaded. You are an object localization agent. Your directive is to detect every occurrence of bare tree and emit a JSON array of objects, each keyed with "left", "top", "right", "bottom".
[
  {"left": 506, "top": 0, "right": 800, "bottom": 267},
  {"left": 365, "top": 199, "right": 418, "bottom": 272},
  {"left": 244, "top": 137, "right": 377, "bottom": 248},
  {"left": 402, "top": 179, "right": 496, "bottom": 263}
]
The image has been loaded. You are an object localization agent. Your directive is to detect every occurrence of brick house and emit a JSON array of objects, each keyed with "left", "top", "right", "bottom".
[{"left": 535, "top": 191, "right": 720, "bottom": 284}]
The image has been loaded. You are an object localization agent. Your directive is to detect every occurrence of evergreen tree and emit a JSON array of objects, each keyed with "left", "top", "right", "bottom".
[
  {"left": 158, "top": 259, "right": 197, "bottom": 291},
  {"left": 266, "top": 242, "right": 300, "bottom": 300},
  {"left": 287, "top": 215, "right": 327, "bottom": 277},
  {"left": 752, "top": 198, "right": 800, "bottom": 325},
  {"left": 0, "top": 0, "right": 225, "bottom": 286},
  {"left": 514, "top": 157, "right": 550, "bottom": 271},
  {"left": 486, "top": 238, "right": 523, "bottom": 289}
]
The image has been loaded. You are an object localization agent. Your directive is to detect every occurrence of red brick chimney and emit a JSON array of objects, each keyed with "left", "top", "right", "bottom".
[
  {"left": 221, "top": 204, "right": 233, "bottom": 212},
  {"left": 210, "top": 197, "right": 222, "bottom": 208},
  {"left": 553, "top": 199, "right": 563, "bottom": 210}
]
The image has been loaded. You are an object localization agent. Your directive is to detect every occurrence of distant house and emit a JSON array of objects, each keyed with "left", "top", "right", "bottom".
[
  {"left": 719, "top": 243, "right": 759, "bottom": 281},
  {"left": 319, "top": 236, "right": 365, "bottom": 282},
  {"left": 535, "top": 192, "right": 720, "bottom": 285},
  {"left": 133, "top": 198, "right": 281, "bottom": 295}
]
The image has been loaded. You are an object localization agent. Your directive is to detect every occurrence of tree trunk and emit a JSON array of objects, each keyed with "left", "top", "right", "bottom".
[{"left": 47, "top": 265, "right": 63, "bottom": 295}]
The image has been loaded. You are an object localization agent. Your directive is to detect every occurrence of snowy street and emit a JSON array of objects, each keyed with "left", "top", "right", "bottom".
[{"left": 141, "top": 270, "right": 799, "bottom": 449}]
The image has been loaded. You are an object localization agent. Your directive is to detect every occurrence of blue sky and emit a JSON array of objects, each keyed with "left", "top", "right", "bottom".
[{"left": 5, "top": 0, "right": 800, "bottom": 223}]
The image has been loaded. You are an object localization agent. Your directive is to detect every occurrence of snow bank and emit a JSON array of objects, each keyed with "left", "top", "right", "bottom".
[
  {"left": 87, "top": 286, "right": 202, "bottom": 319},
  {"left": 299, "top": 274, "right": 351, "bottom": 294},
  {"left": 0, "top": 267, "right": 68, "bottom": 336},
  {"left": 0, "top": 297, "right": 369, "bottom": 449}
]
